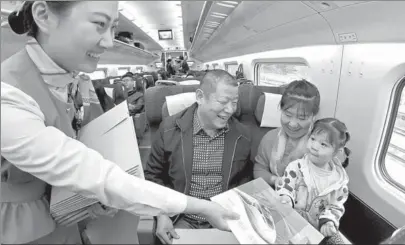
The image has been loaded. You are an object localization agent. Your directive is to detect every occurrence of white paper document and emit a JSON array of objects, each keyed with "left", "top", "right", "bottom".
[
  {"left": 49, "top": 102, "right": 144, "bottom": 225},
  {"left": 211, "top": 178, "right": 324, "bottom": 244}
]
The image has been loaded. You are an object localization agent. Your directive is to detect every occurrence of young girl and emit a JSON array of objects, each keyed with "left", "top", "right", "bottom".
[
  {"left": 254, "top": 79, "right": 321, "bottom": 187},
  {"left": 276, "top": 118, "right": 350, "bottom": 237}
]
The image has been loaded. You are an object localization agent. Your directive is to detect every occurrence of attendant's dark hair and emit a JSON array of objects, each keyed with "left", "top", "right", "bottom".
[{"left": 8, "top": 1, "right": 76, "bottom": 37}]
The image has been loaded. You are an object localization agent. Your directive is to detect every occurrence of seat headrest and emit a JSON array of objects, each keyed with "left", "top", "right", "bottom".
[
  {"left": 104, "top": 87, "right": 114, "bottom": 98},
  {"left": 177, "top": 80, "right": 200, "bottom": 85},
  {"left": 156, "top": 80, "right": 178, "bottom": 86},
  {"left": 145, "top": 84, "right": 200, "bottom": 125},
  {"left": 256, "top": 93, "right": 282, "bottom": 128},
  {"left": 164, "top": 92, "right": 196, "bottom": 117}
]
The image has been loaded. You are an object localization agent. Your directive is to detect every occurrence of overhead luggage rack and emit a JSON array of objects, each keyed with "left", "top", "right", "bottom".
[
  {"left": 99, "top": 39, "right": 159, "bottom": 65},
  {"left": 112, "top": 39, "right": 159, "bottom": 58}
]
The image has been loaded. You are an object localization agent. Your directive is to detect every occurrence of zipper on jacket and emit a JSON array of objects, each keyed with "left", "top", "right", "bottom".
[
  {"left": 173, "top": 133, "right": 188, "bottom": 224},
  {"left": 226, "top": 135, "right": 242, "bottom": 190}
]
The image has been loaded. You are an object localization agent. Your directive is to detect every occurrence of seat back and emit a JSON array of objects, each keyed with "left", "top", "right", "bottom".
[
  {"left": 235, "top": 84, "right": 285, "bottom": 159},
  {"left": 144, "top": 84, "right": 200, "bottom": 132}
]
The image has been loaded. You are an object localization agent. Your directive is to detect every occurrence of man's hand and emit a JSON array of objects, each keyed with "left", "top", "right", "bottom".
[
  {"left": 320, "top": 221, "right": 337, "bottom": 237},
  {"left": 156, "top": 215, "right": 179, "bottom": 244},
  {"left": 198, "top": 202, "right": 239, "bottom": 231}
]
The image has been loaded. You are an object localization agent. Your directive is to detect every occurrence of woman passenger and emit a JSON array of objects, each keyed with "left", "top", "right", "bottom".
[
  {"left": 1, "top": 2, "right": 237, "bottom": 244},
  {"left": 254, "top": 79, "right": 321, "bottom": 187}
]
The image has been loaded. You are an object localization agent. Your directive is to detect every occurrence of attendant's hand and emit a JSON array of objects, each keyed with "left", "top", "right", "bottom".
[
  {"left": 87, "top": 203, "right": 118, "bottom": 219},
  {"left": 279, "top": 195, "right": 293, "bottom": 207},
  {"left": 320, "top": 221, "right": 337, "bottom": 237},
  {"left": 156, "top": 215, "right": 179, "bottom": 244},
  {"left": 198, "top": 201, "right": 239, "bottom": 231}
]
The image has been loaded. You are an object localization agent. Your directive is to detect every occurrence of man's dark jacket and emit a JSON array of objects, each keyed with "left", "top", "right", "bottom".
[{"left": 144, "top": 103, "right": 254, "bottom": 207}]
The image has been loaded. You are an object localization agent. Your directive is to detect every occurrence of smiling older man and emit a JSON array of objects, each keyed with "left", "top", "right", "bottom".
[{"left": 144, "top": 70, "right": 253, "bottom": 244}]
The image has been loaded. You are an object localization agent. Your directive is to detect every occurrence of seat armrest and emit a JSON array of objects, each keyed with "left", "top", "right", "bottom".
[{"left": 137, "top": 216, "right": 155, "bottom": 245}]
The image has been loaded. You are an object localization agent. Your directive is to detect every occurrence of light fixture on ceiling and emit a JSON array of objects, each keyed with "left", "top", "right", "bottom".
[
  {"left": 121, "top": 8, "right": 135, "bottom": 21},
  {"left": 119, "top": 1, "right": 184, "bottom": 50},
  {"left": 216, "top": 2, "right": 236, "bottom": 8},
  {"left": 206, "top": 24, "right": 219, "bottom": 28},
  {"left": 211, "top": 14, "right": 226, "bottom": 19},
  {"left": 222, "top": 1, "right": 238, "bottom": 4},
  {"left": 211, "top": 12, "right": 227, "bottom": 16}
]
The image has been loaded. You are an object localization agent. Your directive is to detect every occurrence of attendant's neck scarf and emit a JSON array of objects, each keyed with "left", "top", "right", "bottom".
[{"left": 26, "top": 39, "right": 84, "bottom": 137}]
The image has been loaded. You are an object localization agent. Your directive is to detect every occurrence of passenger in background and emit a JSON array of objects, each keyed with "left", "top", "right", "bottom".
[
  {"left": 113, "top": 72, "right": 145, "bottom": 116},
  {"left": 254, "top": 80, "right": 321, "bottom": 187},
  {"left": 179, "top": 55, "right": 190, "bottom": 74},
  {"left": 145, "top": 70, "right": 253, "bottom": 244},
  {"left": 277, "top": 118, "right": 350, "bottom": 238},
  {"left": 166, "top": 59, "right": 176, "bottom": 77}
]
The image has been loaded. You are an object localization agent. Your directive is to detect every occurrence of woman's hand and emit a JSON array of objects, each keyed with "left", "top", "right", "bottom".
[
  {"left": 271, "top": 175, "right": 282, "bottom": 187},
  {"left": 87, "top": 203, "right": 119, "bottom": 219},
  {"left": 198, "top": 201, "right": 240, "bottom": 231},
  {"left": 184, "top": 197, "right": 239, "bottom": 231},
  {"left": 156, "top": 215, "right": 179, "bottom": 244}
]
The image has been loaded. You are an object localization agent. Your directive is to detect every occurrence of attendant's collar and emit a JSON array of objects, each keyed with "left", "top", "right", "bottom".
[{"left": 25, "top": 38, "right": 78, "bottom": 88}]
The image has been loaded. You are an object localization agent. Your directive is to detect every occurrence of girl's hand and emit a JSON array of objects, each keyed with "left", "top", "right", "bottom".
[
  {"left": 320, "top": 221, "right": 337, "bottom": 237},
  {"left": 279, "top": 195, "right": 293, "bottom": 207}
]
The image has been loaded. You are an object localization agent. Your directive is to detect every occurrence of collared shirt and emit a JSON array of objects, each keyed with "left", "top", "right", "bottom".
[
  {"left": 1, "top": 39, "right": 187, "bottom": 217},
  {"left": 185, "top": 110, "right": 228, "bottom": 221}
]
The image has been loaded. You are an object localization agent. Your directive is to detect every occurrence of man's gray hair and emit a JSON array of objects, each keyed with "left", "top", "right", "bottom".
[{"left": 199, "top": 69, "right": 238, "bottom": 96}]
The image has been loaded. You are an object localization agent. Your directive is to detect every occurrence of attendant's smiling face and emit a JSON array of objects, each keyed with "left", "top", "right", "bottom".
[{"left": 34, "top": 1, "right": 119, "bottom": 72}]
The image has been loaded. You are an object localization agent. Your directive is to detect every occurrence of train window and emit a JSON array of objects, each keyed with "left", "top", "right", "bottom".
[
  {"left": 225, "top": 62, "right": 238, "bottom": 76},
  {"left": 87, "top": 69, "right": 106, "bottom": 80},
  {"left": 117, "top": 67, "right": 130, "bottom": 76},
  {"left": 382, "top": 78, "right": 405, "bottom": 190},
  {"left": 136, "top": 66, "right": 144, "bottom": 73},
  {"left": 255, "top": 63, "right": 309, "bottom": 87}
]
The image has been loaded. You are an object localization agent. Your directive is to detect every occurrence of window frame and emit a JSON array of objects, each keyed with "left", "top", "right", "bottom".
[
  {"left": 88, "top": 68, "right": 107, "bottom": 80},
  {"left": 379, "top": 76, "right": 405, "bottom": 192},
  {"left": 224, "top": 61, "right": 238, "bottom": 75},
  {"left": 117, "top": 67, "right": 130, "bottom": 76},
  {"left": 135, "top": 66, "right": 144, "bottom": 73},
  {"left": 253, "top": 58, "right": 309, "bottom": 86}
]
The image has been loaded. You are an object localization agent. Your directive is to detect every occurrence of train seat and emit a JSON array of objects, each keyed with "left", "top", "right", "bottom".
[
  {"left": 234, "top": 83, "right": 284, "bottom": 159},
  {"left": 144, "top": 84, "right": 200, "bottom": 136}
]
